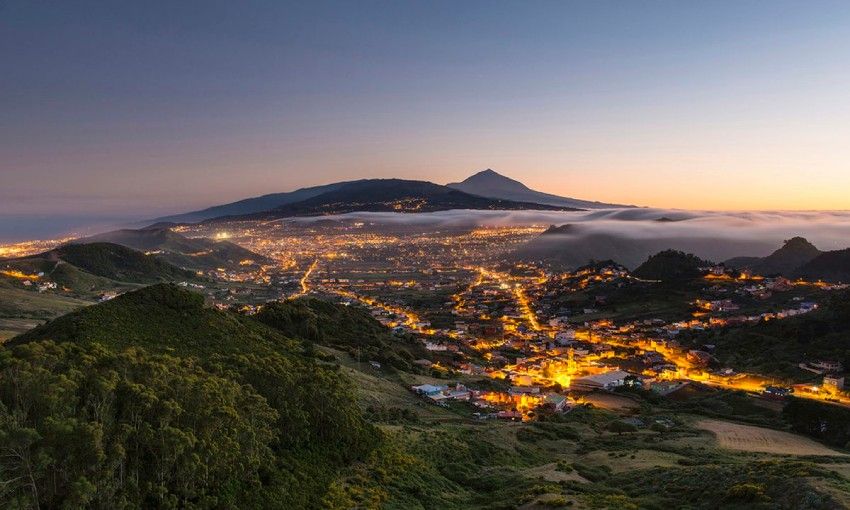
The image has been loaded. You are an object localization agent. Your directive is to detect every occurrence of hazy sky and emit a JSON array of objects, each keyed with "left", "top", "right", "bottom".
[{"left": 2, "top": 0, "right": 850, "bottom": 220}]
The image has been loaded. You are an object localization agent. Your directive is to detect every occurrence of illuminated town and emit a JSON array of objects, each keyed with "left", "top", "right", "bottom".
[{"left": 7, "top": 219, "right": 836, "bottom": 421}]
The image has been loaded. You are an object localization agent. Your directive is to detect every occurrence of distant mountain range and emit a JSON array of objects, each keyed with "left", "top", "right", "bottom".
[
  {"left": 447, "top": 169, "right": 634, "bottom": 209},
  {"left": 154, "top": 169, "right": 627, "bottom": 224}
]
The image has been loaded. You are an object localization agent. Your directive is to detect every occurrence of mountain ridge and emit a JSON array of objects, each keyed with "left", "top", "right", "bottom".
[
  {"left": 151, "top": 170, "right": 627, "bottom": 224},
  {"left": 203, "top": 178, "right": 580, "bottom": 223}
]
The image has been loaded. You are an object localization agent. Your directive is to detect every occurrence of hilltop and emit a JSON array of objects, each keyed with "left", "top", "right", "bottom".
[
  {"left": 1, "top": 242, "right": 197, "bottom": 294},
  {"left": 153, "top": 181, "right": 354, "bottom": 223},
  {"left": 447, "top": 169, "right": 635, "bottom": 209},
  {"left": 725, "top": 237, "right": 822, "bottom": 276},
  {"left": 725, "top": 237, "right": 850, "bottom": 282},
  {"left": 633, "top": 250, "right": 712, "bottom": 281},
  {"left": 76, "top": 226, "right": 270, "bottom": 270}
]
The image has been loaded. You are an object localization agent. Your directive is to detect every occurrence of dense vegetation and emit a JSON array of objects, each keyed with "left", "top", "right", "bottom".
[
  {"left": 255, "top": 297, "right": 430, "bottom": 371},
  {"left": 2, "top": 243, "right": 197, "bottom": 300},
  {"left": 679, "top": 289, "right": 850, "bottom": 377},
  {"left": 2, "top": 284, "right": 378, "bottom": 508},
  {"left": 3, "top": 285, "right": 849, "bottom": 509},
  {"left": 633, "top": 250, "right": 711, "bottom": 282},
  {"left": 48, "top": 243, "right": 197, "bottom": 283},
  {"left": 784, "top": 398, "right": 850, "bottom": 448}
]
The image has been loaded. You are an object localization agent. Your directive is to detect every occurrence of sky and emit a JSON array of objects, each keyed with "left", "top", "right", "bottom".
[{"left": 2, "top": 0, "right": 850, "bottom": 237}]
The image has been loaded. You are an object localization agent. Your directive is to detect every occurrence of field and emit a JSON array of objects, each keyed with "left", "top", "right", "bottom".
[
  {"left": 582, "top": 392, "right": 640, "bottom": 411},
  {"left": 696, "top": 418, "right": 847, "bottom": 456},
  {"left": 0, "top": 287, "right": 91, "bottom": 340}
]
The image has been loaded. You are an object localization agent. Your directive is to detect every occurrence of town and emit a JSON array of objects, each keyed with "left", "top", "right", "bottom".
[{"left": 162, "top": 220, "right": 850, "bottom": 419}]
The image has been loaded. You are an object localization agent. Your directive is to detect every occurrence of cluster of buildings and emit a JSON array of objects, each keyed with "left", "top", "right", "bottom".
[{"left": 411, "top": 382, "right": 574, "bottom": 420}]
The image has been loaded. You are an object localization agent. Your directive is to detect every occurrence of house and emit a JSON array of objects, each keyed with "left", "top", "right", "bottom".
[
  {"left": 571, "top": 370, "right": 630, "bottom": 391},
  {"left": 555, "top": 329, "right": 576, "bottom": 345},
  {"left": 824, "top": 375, "right": 845, "bottom": 391},
  {"left": 411, "top": 384, "right": 447, "bottom": 397},
  {"left": 544, "top": 394, "right": 572, "bottom": 412},
  {"left": 496, "top": 410, "right": 523, "bottom": 421},
  {"left": 813, "top": 360, "right": 843, "bottom": 373},
  {"left": 768, "top": 277, "right": 794, "bottom": 292},
  {"left": 509, "top": 385, "right": 541, "bottom": 395},
  {"left": 686, "top": 350, "right": 712, "bottom": 367},
  {"left": 412, "top": 359, "right": 433, "bottom": 369}
]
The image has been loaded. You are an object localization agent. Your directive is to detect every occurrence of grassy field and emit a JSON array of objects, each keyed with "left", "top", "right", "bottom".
[
  {"left": 0, "top": 287, "right": 91, "bottom": 340},
  {"left": 696, "top": 418, "right": 847, "bottom": 456}
]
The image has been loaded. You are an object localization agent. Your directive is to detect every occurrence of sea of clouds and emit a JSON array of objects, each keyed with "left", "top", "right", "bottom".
[{"left": 289, "top": 208, "right": 850, "bottom": 263}]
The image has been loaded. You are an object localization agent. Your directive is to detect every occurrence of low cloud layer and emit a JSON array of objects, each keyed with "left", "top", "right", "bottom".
[{"left": 289, "top": 208, "right": 850, "bottom": 265}]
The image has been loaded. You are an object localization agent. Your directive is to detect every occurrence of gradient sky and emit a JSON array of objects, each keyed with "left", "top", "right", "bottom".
[{"left": 2, "top": 0, "right": 850, "bottom": 223}]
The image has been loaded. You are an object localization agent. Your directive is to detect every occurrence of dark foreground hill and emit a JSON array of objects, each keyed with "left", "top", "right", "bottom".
[
  {"left": 40, "top": 242, "right": 196, "bottom": 283},
  {"left": 794, "top": 248, "right": 850, "bottom": 283},
  {"left": 4, "top": 285, "right": 378, "bottom": 508},
  {"left": 76, "top": 227, "right": 271, "bottom": 270}
]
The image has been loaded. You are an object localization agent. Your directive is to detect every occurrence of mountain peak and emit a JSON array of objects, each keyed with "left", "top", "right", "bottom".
[
  {"left": 447, "top": 169, "right": 634, "bottom": 209},
  {"left": 780, "top": 236, "right": 818, "bottom": 252},
  {"left": 454, "top": 169, "right": 532, "bottom": 191}
]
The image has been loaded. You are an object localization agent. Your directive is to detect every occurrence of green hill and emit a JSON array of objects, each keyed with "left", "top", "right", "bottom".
[
  {"left": 48, "top": 242, "right": 197, "bottom": 283},
  {"left": 256, "top": 297, "right": 430, "bottom": 371},
  {"left": 78, "top": 227, "right": 272, "bottom": 270},
  {"left": 679, "top": 289, "right": 850, "bottom": 377},
  {"left": 3, "top": 284, "right": 378, "bottom": 508},
  {"left": 633, "top": 250, "right": 711, "bottom": 282},
  {"left": 1, "top": 242, "right": 199, "bottom": 299}
]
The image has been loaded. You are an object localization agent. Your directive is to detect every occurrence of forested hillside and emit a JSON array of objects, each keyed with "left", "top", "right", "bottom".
[{"left": 2, "top": 285, "right": 378, "bottom": 508}]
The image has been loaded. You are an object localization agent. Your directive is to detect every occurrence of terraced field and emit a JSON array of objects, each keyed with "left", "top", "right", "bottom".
[{"left": 696, "top": 418, "right": 847, "bottom": 456}]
